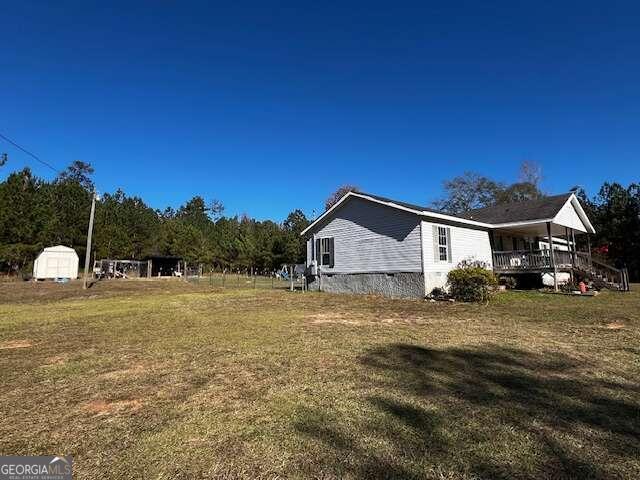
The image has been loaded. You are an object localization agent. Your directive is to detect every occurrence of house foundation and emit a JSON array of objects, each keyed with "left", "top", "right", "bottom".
[{"left": 307, "top": 272, "right": 424, "bottom": 299}]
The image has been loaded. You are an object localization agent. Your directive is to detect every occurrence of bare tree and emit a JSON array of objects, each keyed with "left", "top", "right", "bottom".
[
  {"left": 495, "top": 160, "right": 545, "bottom": 204},
  {"left": 208, "top": 199, "right": 225, "bottom": 221},
  {"left": 518, "top": 160, "right": 543, "bottom": 187},
  {"left": 325, "top": 184, "right": 359, "bottom": 211}
]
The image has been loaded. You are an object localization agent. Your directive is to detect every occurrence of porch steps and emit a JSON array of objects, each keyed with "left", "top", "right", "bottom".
[{"left": 572, "top": 259, "right": 630, "bottom": 292}]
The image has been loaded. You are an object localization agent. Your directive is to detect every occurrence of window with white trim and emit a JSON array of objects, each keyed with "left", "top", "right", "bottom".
[
  {"left": 438, "top": 226, "right": 448, "bottom": 261},
  {"left": 321, "top": 238, "right": 332, "bottom": 266},
  {"left": 315, "top": 237, "right": 335, "bottom": 267}
]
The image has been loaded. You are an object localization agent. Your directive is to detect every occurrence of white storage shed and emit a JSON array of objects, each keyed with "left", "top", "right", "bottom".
[{"left": 33, "top": 245, "right": 79, "bottom": 280}]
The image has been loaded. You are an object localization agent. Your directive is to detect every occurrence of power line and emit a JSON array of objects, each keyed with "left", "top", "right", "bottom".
[{"left": 0, "top": 132, "right": 61, "bottom": 174}]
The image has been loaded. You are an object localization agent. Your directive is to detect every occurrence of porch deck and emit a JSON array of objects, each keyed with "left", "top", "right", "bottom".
[
  {"left": 492, "top": 250, "right": 630, "bottom": 290},
  {"left": 492, "top": 250, "right": 589, "bottom": 273}
]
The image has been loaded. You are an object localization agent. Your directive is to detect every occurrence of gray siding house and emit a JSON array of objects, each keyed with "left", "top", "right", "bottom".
[{"left": 302, "top": 191, "right": 629, "bottom": 298}]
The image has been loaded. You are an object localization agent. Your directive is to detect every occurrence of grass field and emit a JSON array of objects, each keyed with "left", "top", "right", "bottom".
[{"left": 1, "top": 280, "right": 639, "bottom": 479}]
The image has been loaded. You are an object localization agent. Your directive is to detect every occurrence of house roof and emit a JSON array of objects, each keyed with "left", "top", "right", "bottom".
[
  {"left": 459, "top": 193, "right": 573, "bottom": 224},
  {"left": 354, "top": 191, "right": 444, "bottom": 216},
  {"left": 301, "top": 190, "right": 593, "bottom": 236},
  {"left": 300, "top": 191, "right": 494, "bottom": 236}
]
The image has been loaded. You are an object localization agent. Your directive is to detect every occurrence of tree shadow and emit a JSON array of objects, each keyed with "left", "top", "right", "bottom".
[{"left": 295, "top": 344, "right": 640, "bottom": 479}]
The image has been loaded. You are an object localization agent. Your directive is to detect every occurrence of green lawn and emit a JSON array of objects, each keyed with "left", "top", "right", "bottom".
[{"left": 1, "top": 280, "right": 639, "bottom": 479}]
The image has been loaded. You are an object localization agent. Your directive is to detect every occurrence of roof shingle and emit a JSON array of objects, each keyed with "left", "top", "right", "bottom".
[
  {"left": 458, "top": 193, "right": 572, "bottom": 224},
  {"left": 355, "top": 191, "right": 443, "bottom": 215}
]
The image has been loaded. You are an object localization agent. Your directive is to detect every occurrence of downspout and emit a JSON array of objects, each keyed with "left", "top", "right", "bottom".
[
  {"left": 312, "top": 233, "right": 322, "bottom": 292},
  {"left": 419, "top": 220, "right": 427, "bottom": 297}
]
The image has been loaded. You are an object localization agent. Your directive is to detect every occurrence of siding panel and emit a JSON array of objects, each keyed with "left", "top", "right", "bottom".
[
  {"left": 309, "top": 197, "right": 422, "bottom": 273},
  {"left": 421, "top": 220, "right": 492, "bottom": 292}
]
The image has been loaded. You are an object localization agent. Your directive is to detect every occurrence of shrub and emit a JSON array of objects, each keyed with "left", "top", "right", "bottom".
[
  {"left": 447, "top": 262, "right": 496, "bottom": 302},
  {"left": 428, "top": 287, "right": 448, "bottom": 300}
]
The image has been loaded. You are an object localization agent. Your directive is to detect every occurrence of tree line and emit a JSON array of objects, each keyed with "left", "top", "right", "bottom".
[
  {"left": 0, "top": 161, "right": 310, "bottom": 275},
  {"left": 1, "top": 160, "right": 638, "bottom": 281}
]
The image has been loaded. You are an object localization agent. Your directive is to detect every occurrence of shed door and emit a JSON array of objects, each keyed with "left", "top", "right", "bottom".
[
  {"left": 45, "top": 257, "right": 59, "bottom": 277},
  {"left": 45, "top": 256, "right": 71, "bottom": 277},
  {"left": 58, "top": 258, "right": 71, "bottom": 277}
]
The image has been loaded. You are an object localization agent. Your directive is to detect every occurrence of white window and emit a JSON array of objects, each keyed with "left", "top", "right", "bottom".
[
  {"left": 315, "top": 237, "right": 334, "bottom": 267},
  {"left": 433, "top": 225, "right": 452, "bottom": 263},
  {"left": 321, "top": 238, "right": 332, "bottom": 266},
  {"left": 438, "top": 227, "right": 448, "bottom": 261}
]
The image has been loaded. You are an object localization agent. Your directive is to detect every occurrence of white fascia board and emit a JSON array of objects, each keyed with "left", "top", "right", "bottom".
[
  {"left": 300, "top": 191, "right": 360, "bottom": 236},
  {"left": 489, "top": 218, "right": 556, "bottom": 229},
  {"left": 418, "top": 211, "right": 493, "bottom": 228},
  {"left": 300, "top": 191, "right": 493, "bottom": 236}
]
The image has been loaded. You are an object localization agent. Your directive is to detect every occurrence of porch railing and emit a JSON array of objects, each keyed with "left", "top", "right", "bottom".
[
  {"left": 492, "top": 250, "right": 552, "bottom": 271},
  {"left": 492, "top": 249, "right": 629, "bottom": 290},
  {"left": 492, "top": 250, "right": 596, "bottom": 271}
]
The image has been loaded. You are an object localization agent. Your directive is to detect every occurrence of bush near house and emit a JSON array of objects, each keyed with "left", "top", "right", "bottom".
[
  {"left": 447, "top": 260, "right": 497, "bottom": 302},
  {"left": 428, "top": 286, "right": 448, "bottom": 300}
]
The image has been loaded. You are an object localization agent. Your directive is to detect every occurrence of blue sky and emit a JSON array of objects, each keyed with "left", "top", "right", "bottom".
[{"left": 1, "top": 1, "right": 638, "bottom": 220}]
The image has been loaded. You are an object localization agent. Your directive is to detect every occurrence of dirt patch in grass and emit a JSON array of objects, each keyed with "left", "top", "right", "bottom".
[
  {"left": 308, "top": 313, "right": 364, "bottom": 326},
  {"left": 307, "top": 312, "right": 429, "bottom": 326},
  {"left": 605, "top": 322, "right": 625, "bottom": 330},
  {"left": 43, "top": 354, "right": 69, "bottom": 365},
  {"left": 83, "top": 399, "right": 144, "bottom": 416},
  {"left": 0, "top": 339, "right": 34, "bottom": 349}
]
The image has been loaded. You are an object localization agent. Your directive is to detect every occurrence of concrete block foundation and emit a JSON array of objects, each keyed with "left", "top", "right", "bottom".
[{"left": 307, "top": 272, "right": 425, "bottom": 299}]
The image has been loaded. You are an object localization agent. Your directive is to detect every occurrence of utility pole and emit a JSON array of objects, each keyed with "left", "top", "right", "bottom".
[
  {"left": 0, "top": 153, "right": 7, "bottom": 166},
  {"left": 83, "top": 192, "right": 98, "bottom": 289}
]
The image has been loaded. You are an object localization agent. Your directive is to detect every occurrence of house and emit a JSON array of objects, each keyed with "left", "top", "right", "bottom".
[{"left": 301, "top": 191, "right": 629, "bottom": 298}]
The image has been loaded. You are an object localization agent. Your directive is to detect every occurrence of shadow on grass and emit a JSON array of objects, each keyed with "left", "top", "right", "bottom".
[{"left": 295, "top": 344, "right": 640, "bottom": 479}]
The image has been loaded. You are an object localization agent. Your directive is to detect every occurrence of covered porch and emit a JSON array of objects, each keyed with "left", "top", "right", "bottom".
[
  {"left": 490, "top": 221, "right": 628, "bottom": 291},
  {"left": 460, "top": 192, "right": 629, "bottom": 291},
  {"left": 490, "top": 220, "right": 589, "bottom": 273}
]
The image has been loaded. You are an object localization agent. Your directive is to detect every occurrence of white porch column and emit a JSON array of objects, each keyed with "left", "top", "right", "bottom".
[{"left": 547, "top": 221, "right": 558, "bottom": 291}]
